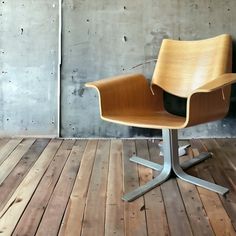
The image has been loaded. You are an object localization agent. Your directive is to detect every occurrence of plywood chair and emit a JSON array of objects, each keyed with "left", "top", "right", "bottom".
[{"left": 86, "top": 34, "right": 236, "bottom": 202}]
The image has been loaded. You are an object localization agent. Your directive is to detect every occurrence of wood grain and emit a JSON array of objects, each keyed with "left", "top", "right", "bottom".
[
  {"left": 122, "top": 140, "right": 148, "bottom": 236},
  {"left": 136, "top": 140, "right": 170, "bottom": 236},
  {"left": 177, "top": 179, "right": 215, "bottom": 236},
  {"left": 80, "top": 140, "right": 110, "bottom": 236},
  {"left": 0, "top": 138, "right": 23, "bottom": 165},
  {"left": 162, "top": 179, "right": 193, "bottom": 236},
  {"left": 105, "top": 140, "right": 125, "bottom": 236},
  {"left": 196, "top": 169, "right": 236, "bottom": 236},
  {"left": 0, "top": 139, "right": 61, "bottom": 235},
  {"left": 200, "top": 139, "right": 236, "bottom": 232},
  {"left": 35, "top": 140, "right": 78, "bottom": 236},
  {"left": 0, "top": 139, "right": 49, "bottom": 211},
  {"left": 0, "top": 138, "right": 235, "bottom": 235},
  {"left": 190, "top": 139, "right": 236, "bottom": 236},
  {"left": 152, "top": 34, "right": 232, "bottom": 97},
  {"left": 0, "top": 138, "right": 10, "bottom": 151},
  {"left": 86, "top": 34, "right": 236, "bottom": 130},
  {"left": 0, "top": 139, "right": 35, "bottom": 185},
  {"left": 58, "top": 140, "right": 97, "bottom": 236},
  {"left": 12, "top": 139, "right": 71, "bottom": 236}
]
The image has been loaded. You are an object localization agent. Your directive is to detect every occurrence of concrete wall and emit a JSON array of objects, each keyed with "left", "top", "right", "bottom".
[
  {"left": 1, "top": 0, "right": 236, "bottom": 138},
  {"left": 0, "top": 1, "right": 59, "bottom": 136},
  {"left": 61, "top": 0, "right": 236, "bottom": 138}
]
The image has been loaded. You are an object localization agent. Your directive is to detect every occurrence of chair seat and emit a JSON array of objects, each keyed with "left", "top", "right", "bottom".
[{"left": 102, "top": 110, "right": 186, "bottom": 129}]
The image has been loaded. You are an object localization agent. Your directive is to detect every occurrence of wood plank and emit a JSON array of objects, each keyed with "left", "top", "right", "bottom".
[
  {"left": 122, "top": 140, "right": 147, "bottom": 236},
  {"left": 0, "top": 139, "right": 49, "bottom": 211},
  {"left": 194, "top": 138, "right": 236, "bottom": 186},
  {"left": 216, "top": 139, "right": 236, "bottom": 183},
  {"left": 195, "top": 168, "right": 236, "bottom": 236},
  {"left": 13, "top": 140, "right": 74, "bottom": 236},
  {"left": 0, "top": 138, "right": 235, "bottom": 236},
  {"left": 0, "top": 139, "right": 35, "bottom": 185},
  {"left": 137, "top": 139, "right": 170, "bottom": 236},
  {"left": 0, "top": 139, "right": 61, "bottom": 235},
  {"left": 202, "top": 139, "right": 236, "bottom": 191},
  {"left": 0, "top": 138, "right": 10, "bottom": 151},
  {"left": 80, "top": 140, "right": 110, "bottom": 236},
  {"left": 56, "top": 140, "right": 97, "bottom": 236},
  {"left": 178, "top": 140, "right": 192, "bottom": 164},
  {"left": 173, "top": 140, "right": 215, "bottom": 235},
  {"left": 148, "top": 139, "right": 172, "bottom": 235},
  {"left": 190, "top": 140, "right": 236, "bottom": 236},
  {"left": 58, "top": 140, "right": 97, "bottom": 236},
  {"left": 149, "top": 140, "right": 194, "bottom": 235},
  {"left": 216, "top": 138, "right": 236, "bottom": 169},
  {"left": 199, "top": 139, "right": 236, "bottom": 232},
  {"left": 177, "top": 179, "right": 215, "bottom": 236},
  {"left": 105, "top": 140, "right": 125, "bottom": 236},
  {"left": 135, "top": 140, "right": 153, "bottom": 185},
  {"left": 0, "top": 138, "right": 23, "bottom": 165},
  {"left": 161, "top": 179, "right": 193, "bottom": 236},
  {"left": 147, "top": 139, "right": 163, "bottom": 167},
  {"left": 35, "top": 140, "right": 80, "bottom": 236}
]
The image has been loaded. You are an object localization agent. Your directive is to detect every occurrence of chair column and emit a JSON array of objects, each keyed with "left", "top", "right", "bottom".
[{"left": 162, "top": 129, "right": 179, "bottom": 162}]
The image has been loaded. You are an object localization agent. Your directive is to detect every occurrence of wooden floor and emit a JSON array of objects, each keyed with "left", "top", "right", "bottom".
[{"left": 0, "top": 138, "right": 235, "bottom": 236}]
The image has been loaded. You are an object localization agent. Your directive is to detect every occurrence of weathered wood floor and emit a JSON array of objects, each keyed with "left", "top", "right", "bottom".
[{"left": 0, "top": 138, "right": 235, "bottom": 236}]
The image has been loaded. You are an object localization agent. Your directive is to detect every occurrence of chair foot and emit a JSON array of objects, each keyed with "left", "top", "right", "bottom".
[
  {"left": 122, "top": 165, "right": 171, "bottom": 202},
  {"left": 173, "top": 165, "right": 229, "bottom": 195},
  {"left": 129, "top": 156, "right": 162, "bottom": 171},
  {"left": 181, "top": 152, "right": 212, "bottom": 170}
]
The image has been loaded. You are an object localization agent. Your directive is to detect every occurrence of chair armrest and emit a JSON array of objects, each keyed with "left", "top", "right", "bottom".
[
  {"left": 185, "top": 73, "right": 236, "bottom": 127},
  {"left": 86, "top": 73, "right": 163, "bottom": 116},
  {"left": 191, "top": 73, "right": 236, "bottom": 94}
]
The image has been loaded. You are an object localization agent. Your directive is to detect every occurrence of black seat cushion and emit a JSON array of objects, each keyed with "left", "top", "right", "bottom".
[{"left": 164, "top": 92, "right": 187, "bottom": 117}]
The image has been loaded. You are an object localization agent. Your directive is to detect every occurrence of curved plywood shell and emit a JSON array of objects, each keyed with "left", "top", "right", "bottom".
[
  {"left": 152, "top": 34, "right": 232, "bottom": 98},
  {"left": 86, "top": 35, "right": 236, "bottom": 130}
]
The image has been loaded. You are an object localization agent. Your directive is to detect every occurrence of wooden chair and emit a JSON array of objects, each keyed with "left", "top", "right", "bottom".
[{"left": 86, "top": 34, "right": 236, "bottom": 202}]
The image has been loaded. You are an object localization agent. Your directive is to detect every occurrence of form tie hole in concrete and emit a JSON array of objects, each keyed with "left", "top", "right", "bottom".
[
  {"left": 123, "top": 36, "right": 127, "bottom": 42},
  {"left": 21, "top": 28, "right": 24, "bottom": 35}
]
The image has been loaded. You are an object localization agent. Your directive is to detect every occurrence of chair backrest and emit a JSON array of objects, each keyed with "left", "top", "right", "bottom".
[{"left": 152, "top": 34, "right": 232, "bottom": 98}]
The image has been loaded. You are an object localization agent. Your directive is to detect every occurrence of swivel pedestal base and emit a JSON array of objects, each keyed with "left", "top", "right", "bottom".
[{"left": 122, "top": 129, "right": 229, "bottom": 202}]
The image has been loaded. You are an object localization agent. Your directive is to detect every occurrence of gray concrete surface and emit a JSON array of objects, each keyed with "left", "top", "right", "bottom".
[
  {"left": 0, "top": 1, "right": 59, "bottom": 136},
  {"left": 1, "top": 0, "right": 236, "bottom": 138},
  {"left": 61, "top": 0, "right": 236, "bottom": 138}
]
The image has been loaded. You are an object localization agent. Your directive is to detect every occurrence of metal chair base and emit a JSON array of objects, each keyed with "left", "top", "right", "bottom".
[{"left": 122, "top": 129, "right": 229, "bottom": 202}]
